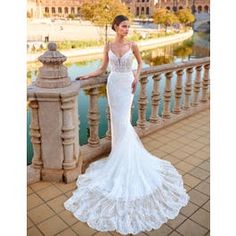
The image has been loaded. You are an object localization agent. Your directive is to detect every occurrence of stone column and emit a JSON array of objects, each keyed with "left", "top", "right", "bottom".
[
  {"left": 201, "top": 64, "right": 210, "bottom": 102},
  {"left": 137, "top": 75, "right": 148, "bottom": 129},
  {"left": 183, "top": 67, "right": 193, "bottom": 109},
  {"left": 88, "top": 87, "right": 100, "bottom": 147},
  {"left": 150, "top": 73, "right": 161, "bottom": 123},
  {"left": 28, "top": 97, "right": 43, "bottom": 169},
  {"left": 192, "top": 65, "right": 202, "bottom": 106},
  {"left": 162, "top": 72, "right": 172, "bottom": 119},
  {"left": 173, "top": 70, "right": 183, "bottom": 114},
  {"left": 27, "top": 42, "right": 80, "bottom": 184}
]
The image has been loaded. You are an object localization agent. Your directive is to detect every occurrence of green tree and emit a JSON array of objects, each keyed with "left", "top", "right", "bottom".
[
  {"left": 153, "top": 8, "right": 179, "bottom": 32},
  {"left": 176, "top": 9, "right": 195, "bottom": 27},
  {"left": 80, "top": 0, "right": 134, "bottom": 43}
]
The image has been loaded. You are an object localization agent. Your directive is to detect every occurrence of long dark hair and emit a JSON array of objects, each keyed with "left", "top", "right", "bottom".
[{"left": 111, "top": 15, "right": 129, "bottom": 32}]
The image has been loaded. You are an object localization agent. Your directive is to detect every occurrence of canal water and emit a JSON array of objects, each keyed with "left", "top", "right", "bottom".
[{"left": 27, "top": 32, "right": 210, "bottom": 165}]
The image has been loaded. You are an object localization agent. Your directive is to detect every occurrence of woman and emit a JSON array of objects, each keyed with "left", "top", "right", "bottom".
[{"left": 64, "top": 15, "right": 190, "bottom": 235}]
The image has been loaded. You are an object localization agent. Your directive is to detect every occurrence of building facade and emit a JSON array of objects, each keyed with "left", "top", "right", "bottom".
[{"left": 27, "top": 0, "right": 210, "bottom": 19}]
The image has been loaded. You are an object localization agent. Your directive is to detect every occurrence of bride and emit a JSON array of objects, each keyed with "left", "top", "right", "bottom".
[{"left": 64, "top": 15, "right": 190, "bottom": 235}]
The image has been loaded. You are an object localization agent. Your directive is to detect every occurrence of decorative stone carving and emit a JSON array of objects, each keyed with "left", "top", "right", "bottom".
[
  {"left": 173, "top": 70, "right": 184, "bottom": 114},
  {"left": 150, "top": 73, "right": 161, "bottom": 123},
  {"left": 36, "top": 42, "right": 71, "bottom": 88},
  {"left": 88, "top": 87, "right": 100, "bottom": 147},
  {"left": 192, "top": 65, "right": 202, "bottom": 106},
  {"left": 137, "top": 75, "right": 148, "bottom": 129},
  {"left": 162, "top": 72, "right": 172, "bottom": 119},
  {"left": 183, "top": 67, "right": 193, "bottom": 109}
]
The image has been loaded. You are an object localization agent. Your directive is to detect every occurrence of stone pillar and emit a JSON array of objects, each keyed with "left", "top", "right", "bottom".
[
  {"left": 192, "top": 65, "right": 202, "bottom": 106},
  {"left": 28, "top": 97, "right": 43, "bottom": 169},
  {"left": 150, "top": 73, "right": 161, "bottom": 123},
  {"left": 137, "top": 75, "right": 148, "bottom": 129},
  {"left": 201, "top": 64, "right": 210, "bottom": 102},
  {"left": 88, "top": 87, "right": 100, "bottom": 147},
  {"left": 162, "top": 72, "right": 172, "bottom": 119},
  {"left": 183, "top": 67, "right": 193, "bottom": 109},
  {"left": 173, "top": 70, "right": 183, "bottom": 114},
  {"left": 27, "top": 42, "right": 80, "bottom": 184}
]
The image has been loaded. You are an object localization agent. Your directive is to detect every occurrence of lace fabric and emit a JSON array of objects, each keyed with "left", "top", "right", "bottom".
[{"left": 64, "top": 42, "right": 190, "bottom": 235}]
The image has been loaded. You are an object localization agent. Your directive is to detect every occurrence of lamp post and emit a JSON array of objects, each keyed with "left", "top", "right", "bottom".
[{"left": 104, "top": 4, "right": 110, "bottom": 44}]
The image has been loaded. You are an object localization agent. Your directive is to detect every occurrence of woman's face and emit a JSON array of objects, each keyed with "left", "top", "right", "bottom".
[{"left": 115, "top": 20, "right": 130, "bottom": 36}]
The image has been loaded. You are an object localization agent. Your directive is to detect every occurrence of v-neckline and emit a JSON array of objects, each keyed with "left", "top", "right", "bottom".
[{"left": 109, "top": 48, "right": 132, "bottom": 59}]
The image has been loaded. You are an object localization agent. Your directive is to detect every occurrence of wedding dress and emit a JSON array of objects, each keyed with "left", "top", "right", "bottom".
[{"left": 64, "top": 42, "right": 190, "bottom": 235}]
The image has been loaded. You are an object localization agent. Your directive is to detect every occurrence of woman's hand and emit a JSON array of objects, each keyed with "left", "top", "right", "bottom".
[
  {"left": 131, "top": 77, "right": 138, "bottom": 94},
  {"left": 76, "top": 75, "right": 91, "bottom": 80}
]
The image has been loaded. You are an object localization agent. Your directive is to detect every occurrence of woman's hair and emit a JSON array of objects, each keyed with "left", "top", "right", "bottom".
[{"left": 111, "top": 15, "right": 129, "bottom": 32}]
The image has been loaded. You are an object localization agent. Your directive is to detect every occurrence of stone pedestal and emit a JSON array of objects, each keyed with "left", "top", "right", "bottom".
[{"left": 27, "top": 42, "right": 81, "bottom": 184}]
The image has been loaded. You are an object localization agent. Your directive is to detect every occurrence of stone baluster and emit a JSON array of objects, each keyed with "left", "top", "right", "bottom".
[
  {"left": 150, "top": 73, "right": 161, "bottom": 123},
  {"left": 28, "top": 98, "right": 43, "bottom": 169},
  {"left": 61, "top": 95, "right": 76, "bottom": 169},
  {"left": 173, "top": 70, "right": 184, "bottom": 114},
  {"left": 192, "top": 65, "right": 202, "bottom": 106},
  {"left": 183, "top": 67, "right": 194, "bottom": 109},
  {"left": 162, "top": 72, "right": 172, "bottom": 119},
  {"left": 88, "top": 87, "right": 100, "bottom": 147},
  {"left": 105, "top": 105, "right": 111, "bottom": 140},
  {"left": 201, "top": 64, "right": 210, "bottom": 102},
  {"left": 137, "top": 75, "right": 148, "bottom": 129}
]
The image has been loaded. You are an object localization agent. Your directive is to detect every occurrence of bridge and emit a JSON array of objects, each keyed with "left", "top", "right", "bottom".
[{"left": 193, "top": 12, "right": 210, "bottom": 32}]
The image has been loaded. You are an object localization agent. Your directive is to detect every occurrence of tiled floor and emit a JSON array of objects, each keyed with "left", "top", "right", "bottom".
[{"left": 27, "top": 109, "right": 210, "bottom": 236}]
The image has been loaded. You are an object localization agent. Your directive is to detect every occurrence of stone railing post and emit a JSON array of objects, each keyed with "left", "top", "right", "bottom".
[
  {"left": 137, "top": 75, "right": 148, "bottom": 130},
  {"left": 201, "top": 64, "right": 210, "bottom": 102},
  {"left": 183, "top": 67, "right": 194, "bottom": 110},
  {"left": 150, "top": 73, "right": 161, "bottom": 123},
  {"left": 27, "top": 42, "right": 80, "bottom": 184},
  {"left": 192, "top": 65, "right": 202, "bottom": 106},
  {"left": 162, "top": 72, "right": 172, "bottom": 119},
  {"left": 87, "top": 87, "right": 100, "bottom": 147},
  {"left": 173, "top": 70, "right": 183, "bottom": 114},
  {"left": 28, "top": 97, "right": 43, "bottom": 169},
  {"left": 105, "top": 105, "right": 111, "bottom": 140}
]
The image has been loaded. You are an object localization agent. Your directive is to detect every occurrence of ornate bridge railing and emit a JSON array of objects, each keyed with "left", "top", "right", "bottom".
[{"left": 27, "top": 43, "right": 210, "bottom": 184}]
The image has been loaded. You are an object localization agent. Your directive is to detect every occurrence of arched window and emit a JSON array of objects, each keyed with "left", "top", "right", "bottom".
[
  {"left": 58, "top": 7, "right": 62, "bottom": 14},
  {"left": 77, "top": 7, "right": 80, "bottom": 14},
  {"left": 136, "top": 7, "right": 139, "bottom": 16},
  {"left": 179, "top": 6, "right": 183, "bottom": 10},
  {"left": 65, "top": 7, "right": 68, "bottom": 14},
  {"left": 141, "top": 7, "right": 144, "bottom": 15},
  {"left": 71, "top": 7, "right": 75, "bottom": 14},
  {"left": 173, "top": 6, "right": 177, "bottom": 12},
  {"left": 146, "top": 7, "right": 149, "bottom": 15},
  {"left": 52, "top": 7, "right": 55, "bottom": 14},
  {"left": 45, "top": 7, "right": 49, "bottom": 13},
  {"left": 197, "top": 5, "right": 202, "bottom": 13},
  {"left": 204, "top": 5, "right": 209, "bottom": 13},
  {"left": 166, "top": 6, "right": 170, "bottom": 11}
]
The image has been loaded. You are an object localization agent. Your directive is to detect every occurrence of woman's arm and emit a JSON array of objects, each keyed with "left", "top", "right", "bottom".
[
  {"left": 76, "top": 43, "right": 109, "bottom": 80},
  {"left": 132, "top": 42, "right": 143, "bottom": 81},
  {"left": 131, "top": 42, "right": 143, "bottom": 94}
]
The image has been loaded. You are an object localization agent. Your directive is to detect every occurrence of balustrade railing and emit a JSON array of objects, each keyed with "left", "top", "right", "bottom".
[{"left": 27, "top": 42, "right": 210, "bottom": 184}]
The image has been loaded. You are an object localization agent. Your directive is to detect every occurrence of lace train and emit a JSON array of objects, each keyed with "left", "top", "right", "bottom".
[{"left": 64, "top": 157, "right": 189, "bottom": 235}]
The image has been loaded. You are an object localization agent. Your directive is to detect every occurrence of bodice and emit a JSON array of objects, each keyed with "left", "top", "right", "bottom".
[{"left": 108, "top": 48, "right": 133, "bottom": 73}]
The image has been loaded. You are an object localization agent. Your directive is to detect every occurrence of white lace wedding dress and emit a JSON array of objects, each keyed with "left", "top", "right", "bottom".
[{"left": 64, "top": 42, "right": 190, "bottom": 235}]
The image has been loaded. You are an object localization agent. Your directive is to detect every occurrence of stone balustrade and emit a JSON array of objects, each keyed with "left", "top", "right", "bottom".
[{"left": 27, "top": 42, "right": 210, "bottom": 184}]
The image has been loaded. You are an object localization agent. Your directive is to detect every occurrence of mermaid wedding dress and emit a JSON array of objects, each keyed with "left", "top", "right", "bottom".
[{"left": 64, "top": 42, "right": 190, "bottom": 235}]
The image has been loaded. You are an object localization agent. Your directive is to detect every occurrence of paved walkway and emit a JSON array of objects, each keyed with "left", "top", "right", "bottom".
[{"left": 27, "top": 108, "right": 210, "bottom": 236}]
